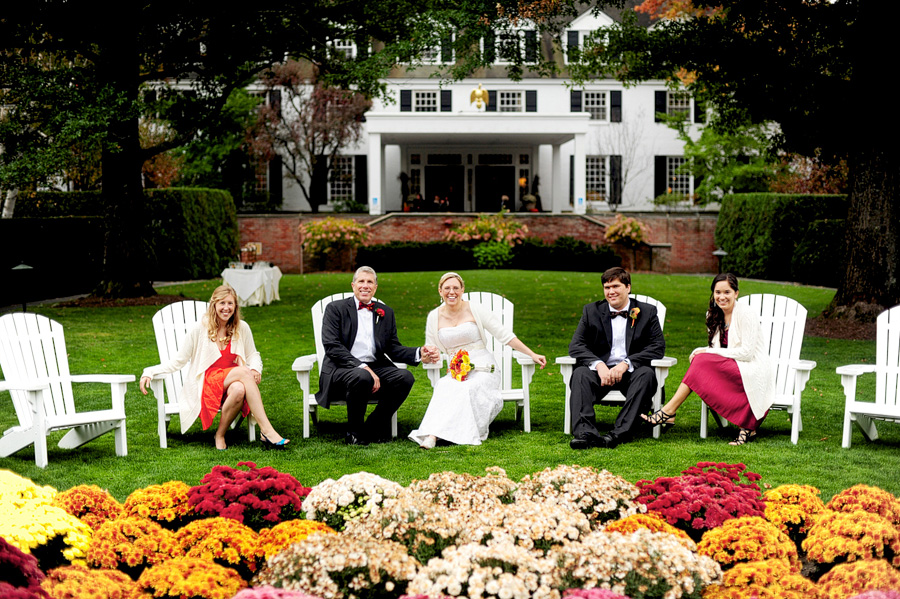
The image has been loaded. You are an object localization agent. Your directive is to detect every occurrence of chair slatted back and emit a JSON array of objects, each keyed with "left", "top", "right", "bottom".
[
  {"left": 630, "top": 294, "right": 666, "bottom": 330},
  {"left": 462, "top": 292, "right": 514, "bottom": 390},
  {"left": 875, "top": 305, "right": 900, "bottom": 407},
  {"left": 738, "top": 294, "right": 807, "bottom": 397},
  {"left": 312, "top": 293, "right": 382, "bottom": 369},
  {"left": 0, "top": 313, "right": 74, "bottom": 427},
  {"left": 151, "top": 301, "right": 208, "bottom": 405}
]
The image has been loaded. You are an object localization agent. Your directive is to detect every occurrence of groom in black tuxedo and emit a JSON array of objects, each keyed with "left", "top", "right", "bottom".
[
  {"left": 568, "top": 267, "right": 665, "bottom": 449},
  {"left": 319, "top": 266, "right": 436, "bottom": 445}
]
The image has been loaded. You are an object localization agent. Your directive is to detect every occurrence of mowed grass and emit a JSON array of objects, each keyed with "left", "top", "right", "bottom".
[{"left": 1, "top": 271, "right": 897, "bottom": 501}]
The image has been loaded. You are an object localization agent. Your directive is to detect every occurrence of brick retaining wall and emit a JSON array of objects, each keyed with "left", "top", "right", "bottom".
[{"left": 238, "top": 212, "right": 719, "bottom": 275}]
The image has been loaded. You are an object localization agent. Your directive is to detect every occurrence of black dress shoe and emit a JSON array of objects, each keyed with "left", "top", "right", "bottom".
[
  {"left": 570, "top": 434, "right": 600, "bottom": 450},
  {"left": 344, "top": 433, "right": 369, "bottom": 446},
  {"left": 597, "top": 433, "right": 620, "bottom": 448}
]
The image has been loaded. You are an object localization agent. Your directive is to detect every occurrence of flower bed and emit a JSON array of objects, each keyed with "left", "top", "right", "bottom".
[{"left": 3, "top": 462, "right": 900, "bottom": 599}]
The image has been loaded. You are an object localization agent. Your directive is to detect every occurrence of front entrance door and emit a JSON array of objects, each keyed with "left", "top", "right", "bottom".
[
  {"left": 425, "top": 165, "right": 464, "bottom": 211},
  {"left": 475, "top": 165, "right": 516, "bottom": 212}
]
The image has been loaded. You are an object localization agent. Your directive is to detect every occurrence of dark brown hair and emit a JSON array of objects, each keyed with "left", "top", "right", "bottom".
[
  {"left": 706, "top": 273, "right": 739, "bottom": 346},
  {"left": 601, "top": 267, "right": 631, "bottom": 287}
]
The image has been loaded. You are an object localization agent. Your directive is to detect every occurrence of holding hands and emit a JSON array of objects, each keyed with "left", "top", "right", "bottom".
[{"left": 421, "top": 345, "right": 441, "bottom": 364}]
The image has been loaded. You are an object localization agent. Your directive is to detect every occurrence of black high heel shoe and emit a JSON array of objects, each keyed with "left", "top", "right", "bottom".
[
  {"left": 729, "top": 428, "right": 756, "bottom": 446},
  {"left": 260, "top": 433, "right": 289, "bottom": 450},
  {"left": 642, "top": 409, "right": 676, "bottom": 427}
]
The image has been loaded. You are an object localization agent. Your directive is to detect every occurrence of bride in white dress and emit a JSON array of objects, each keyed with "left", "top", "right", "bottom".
[{"left": 409, "top": 272, "right": 546, "bottom": 448}]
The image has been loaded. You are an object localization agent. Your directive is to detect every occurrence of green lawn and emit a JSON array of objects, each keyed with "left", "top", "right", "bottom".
[{"left": 1, "top": 271, "right": 896, "bottom": 502}]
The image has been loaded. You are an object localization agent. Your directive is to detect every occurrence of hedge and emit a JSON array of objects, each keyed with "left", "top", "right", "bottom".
[
  {"left": 715, "top": 193, "right": 847, "bottom": 285},
  {"left": 355, "top": 237, "right": 620, "bottom": 273},
  {"left": 0, "top": 217, "right": 105, "bottom": 306},
  {"left": 9, "top": 188, "right": 238, "bottom": 284}
]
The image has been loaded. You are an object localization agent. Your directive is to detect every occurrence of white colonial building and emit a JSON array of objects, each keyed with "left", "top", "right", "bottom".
[{"left": 277, "top": 9, "right": 704, "bottom": 215}]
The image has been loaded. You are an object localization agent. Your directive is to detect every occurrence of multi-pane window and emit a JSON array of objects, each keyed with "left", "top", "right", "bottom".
[
  {"left": 499, "top": 91, "right": 523, "bottom": 112},
  {"left": 667, "top": 92, "right": 691, "bottom": 117},
  {"left": 485, "top": 29, "right": 537, "bottom": 64},
  {"left": 329, "top": 156, "right": 354, "bottom": 203},
  {"left": 414, "top": 91, "right": 438, "bottom": 112},
  {"left": 583, "top": 91, "right": 607, "bottom": 120},
  {"left": 667, "top": 156, "right": 691, "bottom": 195},
  {"left": 586, "top": 156, "right": 608, "bottom": 202}
]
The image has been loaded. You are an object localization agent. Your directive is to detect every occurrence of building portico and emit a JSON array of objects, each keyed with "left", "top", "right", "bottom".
[{"left": 365, "top": 112, "right": 591, "bottom": 215}]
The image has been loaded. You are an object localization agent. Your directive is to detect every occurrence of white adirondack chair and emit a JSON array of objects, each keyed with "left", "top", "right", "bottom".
[
  {"left": 291, "top": 292, "right": 403, "bottom": 439},
  {"left": 0, "top": 312, "right": 133, "bottom": 468},
  {"left": 423, "top": 292, "right": 536, "bottom": 431},
  {"left": 556, "top": 295, "right": 677, "bottom": 438},
  {"left": 147, "top": 301, "right": 256, "bottom": 448},
  {"left": 838, "top": 305, "right": 900, "bottom": 448},
  {"left": 699, "top": 294, "right": 816, "bottom": 444}
]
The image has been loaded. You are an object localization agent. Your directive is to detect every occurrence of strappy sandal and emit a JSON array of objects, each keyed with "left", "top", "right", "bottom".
[
  {"left": 643, "top": 409, "right": 676, "bottom": 427},
  {"left": 729, "top": 428, "right": 756, "bottom": 446}
]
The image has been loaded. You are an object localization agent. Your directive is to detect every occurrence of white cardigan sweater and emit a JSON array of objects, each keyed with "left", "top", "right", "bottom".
[
  {"left": 691, "top": 302, "right": 775, "bottom": 419},
  {"left": 425, "top": 302, "right": 516, "bottom": 356},
  {"left": 142, "top": 319, "right": 262, "bottom": 433}
]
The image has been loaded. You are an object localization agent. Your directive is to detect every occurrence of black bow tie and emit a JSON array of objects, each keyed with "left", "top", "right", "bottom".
[
  {"left": 611, "top": 310, "right": 628, "bottom": 318},
  {"left": 358, "top": 301, "right": 374, "bottom": 311}
]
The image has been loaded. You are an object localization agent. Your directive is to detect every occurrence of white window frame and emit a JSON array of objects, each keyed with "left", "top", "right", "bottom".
[
  {"left": 330, "top": 38, "right": 357, "bottom": 60},
  {"left": 667, "top": 156, "right": 692, "bottom": 197},
  {"left": 419, "top": 33, "right": 454, "bottom": 65},
  {"left": 583, "top": 91, "right": 609, "bottom": 121},
  {"left": 328, "top": 155, "right": 354, "bottom": 205},
  {"left": 413, "top": 90, "right": 439, "bottom": 112},
  {"left": 564, "top": 30, "right": 585, "bottom": 65},
  {"left": 667, "top": 91, "right": 691, "bottom": 118},
  {"left": 586, "top": 155, "right": 609, "bottom": 202},
  {"left": 498, "top": 90, "right": 524, "bottom": 113}
]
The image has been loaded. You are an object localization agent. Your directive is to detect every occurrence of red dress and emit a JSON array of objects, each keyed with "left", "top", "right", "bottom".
[
  {"left": 199, "top": 341, "right": 250, "bottom": 430},
  {"left": 682, "top": 330, "right": 764, "bottom": 430}
]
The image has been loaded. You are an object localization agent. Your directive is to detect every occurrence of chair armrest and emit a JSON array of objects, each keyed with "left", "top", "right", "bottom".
[
  {"left": 292, "top": 354, "right": 317, "bottom": 373},
  {"left": 836, "top": 364, "right": 876, "bottom": 376},
  {"left": 423, "top": 362, "right": 443, "bottom": 371},
  {"left": 792, "top": 359, "right": 816, "bottom": 372},
  {"left": 0, "top": 380, "right": 50, "bottom": 393},
  {"left": 513, "top": 351, "right": 535, "bottom": 366},
  {"left": 69, "top": 374, "right": 136, "bottom": 384},
  {"left": 555, "top": 356, "right": 576, "bottom": 366},
  {"left": 650, "top": 357, "right": 677, "bottom": 368}
]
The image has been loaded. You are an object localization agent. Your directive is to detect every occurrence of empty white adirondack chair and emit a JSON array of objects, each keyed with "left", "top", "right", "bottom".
[
  {"left": 838, "top": 305, "right": 900, "bottom": 448},
  {"left": 700, "top": 294, "right": 816, "bottom": 444},
  {"left": 291, "top": 292, "right": 402, "bottom": 439},
  {"left": 423, "top": 292, "right": 536, "bottom": 431},
  {"left": 147, "top": 301, "right": 256, "bottom": 448},
  {"left": 0, "top": 312, "right": 134, "bottom": 468},
  {"left": 556, "top": 295, "right": 677, "bottom": 439}
]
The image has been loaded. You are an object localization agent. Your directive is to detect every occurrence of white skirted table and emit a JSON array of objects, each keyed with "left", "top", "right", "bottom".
[{"left": 221, "top": 265, "right": 282, "bottom": 307}]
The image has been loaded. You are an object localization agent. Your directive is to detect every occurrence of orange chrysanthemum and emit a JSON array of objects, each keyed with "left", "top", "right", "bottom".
[
  {"left": 85, "top": 516, "right": 182, "bottom": 577},
  {"left": 817, "top": 559, "right": 900, "bottom": 599},
  {"left": 175, "top": 517, "right": 262, "bottom": 579},
  {"left": 257, "top": 519, "right": 337, "bottom": 560},
  {"left": 698, "top": 516, "right": 800, "bottom": 572},
  {"left": 603, "top": 512, "right": 693, "bottom": 546},
  {"left": 42, "top": 563, "right": 144, "bottom": 599},
  {"left": 51, "top": 485, "right": 124, "bottom": 532},
  {"left": 137, "top": 556, "right": 247, "bottom": 599},
  {"left": 700, "top": 559, "right": 818, "bottom": 599},
  {"left": 123, "top": 481, "right": 194, "bottom": 527},
  {"left": 803, "top": 509, "right": 900, "bottom": 567},
  {"left": 826, "top": 485, "right": 900, "bottom": 528}
]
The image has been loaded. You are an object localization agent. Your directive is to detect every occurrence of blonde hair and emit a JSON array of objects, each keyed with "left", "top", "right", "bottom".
[
  {"left": 206, "top": 285, "right": 241, "bottom": 342},
  {"left": 438, "top": 272, "right": 465, "bottom": 291}
]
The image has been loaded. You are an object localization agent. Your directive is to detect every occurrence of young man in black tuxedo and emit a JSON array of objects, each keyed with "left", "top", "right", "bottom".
[
  {"left": 568, "top": 267, "right": 665, "bottom": 449},
  {"left": 318, "top": 266, "right": 438, "bottom": 445}
]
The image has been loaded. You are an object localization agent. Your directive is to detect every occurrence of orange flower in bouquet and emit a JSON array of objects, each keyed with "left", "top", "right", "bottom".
[{"left": 449, "top": 349, "right": 493, "bottom": 382}]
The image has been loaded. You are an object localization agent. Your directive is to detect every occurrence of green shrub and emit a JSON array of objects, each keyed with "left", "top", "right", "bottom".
[
  {"left": 791, "top": 219, "right": 846, "bottom": 288},
  {"left": 715, "top": 193, "right": 847, "bottom": 280},
  {"left": 355, "top": 241, "right": 476, "bottom": 272},
  {"left": 12, "top": 190, "right": 105, "bottom": 217},
  {"left": 13, "top": 189, "right": 239, "bottom": 282},
  {"left": 473, "top": 242, "right": 513, "bottom": 269},
  {"left": 511, "top": 236, "right": 621, "bottom": 272}
]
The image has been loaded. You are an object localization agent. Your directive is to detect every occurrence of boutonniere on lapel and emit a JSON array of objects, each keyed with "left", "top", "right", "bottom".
[
  {"left": 629, "top": 307, "right": 640, "bottom": 328},
  {"left": 375, "top": 307, "right": 385, "bottom": 324}
]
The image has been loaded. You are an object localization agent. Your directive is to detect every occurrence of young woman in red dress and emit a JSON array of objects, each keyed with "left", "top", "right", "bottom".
[
  {"left": 642, "top": 273, "right": 775, "bottom": 445},
  {"left": 141, "top": 285, "right": 288, "bottom": 450}
]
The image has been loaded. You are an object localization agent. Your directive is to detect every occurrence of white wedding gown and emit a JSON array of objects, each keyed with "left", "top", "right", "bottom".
[{"left": 409, "top": 322, "right": 502, "bottom": 446}]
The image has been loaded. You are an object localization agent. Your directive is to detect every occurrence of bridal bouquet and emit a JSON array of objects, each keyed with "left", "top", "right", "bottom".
[{"left": 449, "top": 349, "right": 493, "bottom": 381}]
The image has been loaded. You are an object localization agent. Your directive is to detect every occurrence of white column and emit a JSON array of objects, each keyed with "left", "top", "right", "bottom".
[
  {"left": 573, "top": 132, "right": 587, "bottom": 215},
  {"left": 551, "top": 144, "right": 564, "bottom": 214},
  {"left": 368, "top": 132, "right": 383, "bottom": 215}
]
